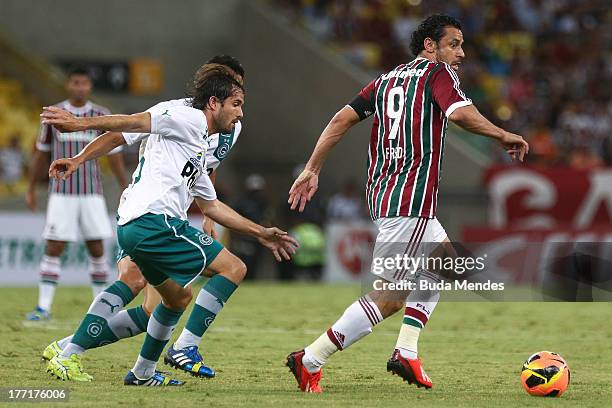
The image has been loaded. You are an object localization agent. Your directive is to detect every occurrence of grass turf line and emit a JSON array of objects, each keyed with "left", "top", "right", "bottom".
[{"left": 1, "top": 283, "right": 611, "bottom": 407}]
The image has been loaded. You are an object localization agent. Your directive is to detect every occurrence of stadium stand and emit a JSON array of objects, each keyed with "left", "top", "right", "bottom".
[{"left": 270, "top": 0, "right": 610, "bottom": 167}]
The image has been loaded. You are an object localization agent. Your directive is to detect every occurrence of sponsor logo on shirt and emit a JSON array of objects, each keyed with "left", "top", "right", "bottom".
[
  {"left": 181, "top": 159, "right": 201, "bottom": 189},
  {"left": 381, "top": 68, "right": 427, "bottom": 80}
]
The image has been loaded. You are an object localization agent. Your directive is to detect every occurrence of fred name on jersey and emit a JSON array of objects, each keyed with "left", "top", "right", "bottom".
[{"left": 384, "top": 146, "right": 405, "bottom": 160}]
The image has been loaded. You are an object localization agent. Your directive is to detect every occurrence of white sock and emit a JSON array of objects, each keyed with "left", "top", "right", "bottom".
[
  {"left": 303, "top": 333, "right": 337, "bottom": 373},
  {"left": 58, "top": 335, "right": 73, "bottom": 350},
  {"left": 395, "top": 325, "right": 419, "bottom": 359},
  {"left": 132, "top": 355, "right": 156, "bottom": 379},
  {"left": 303, "top": 295, "right": 383, "bottom": 373},
  {"left": 60, "top": 342, "right": 85, "bottom": 359},
  {"left": 173, "top": 329, "right": 200, "bottom": 351},
  {"left": 107, "top": 309, "right": 146, "bottom": 339},
  {"left": 38, "top": 255, "right": 61, "bottom": 311},
  {"left": 39, "top": 283, "right": 57, "bottom": 312},
  {"left": 396, "top": 271, "right": 440, "bottom": 359},
  {"left": 89, "top": 256, "right": 109, "bottom": 299}
]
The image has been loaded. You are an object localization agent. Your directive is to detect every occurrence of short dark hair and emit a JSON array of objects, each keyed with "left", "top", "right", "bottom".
[
  {"left": 66, "top": 65, "right": 91, "bottom": 79},
  {"left": 206, "top": 55, "right": 245, "bottom": 79},
  {"left": 409, "top": 14, "right": 462, "bottom": 57},
  {"left": 188, "top": 64, "right": 244, "bottom": 110}
]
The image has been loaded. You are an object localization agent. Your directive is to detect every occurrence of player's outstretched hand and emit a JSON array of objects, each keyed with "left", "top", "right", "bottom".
[
  {"left": 499, "top": 131, "right": 529, "bottom": 162},
  {"left": 41, "top": 106, "right": 84, "bottom": 133},
  {"left": 49, "top": 158, "right": 80, "bottom": 181},
  {"left": 288, "top": 169, "right": 318, "bottom": 212},
  {"left": 257, "top": 227, "right": 299, "bottom": 262}
]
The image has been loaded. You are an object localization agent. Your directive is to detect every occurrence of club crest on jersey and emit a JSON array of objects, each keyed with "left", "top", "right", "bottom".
[
  {"left": 215, "top": 142, "right": 230, "bottom": 160},
  {"left": 198, "top": 233, "right": 213, "bottom": 246}
]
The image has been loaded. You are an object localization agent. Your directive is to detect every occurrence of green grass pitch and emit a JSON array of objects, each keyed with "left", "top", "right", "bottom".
[{"left": 1, "top": 283, "right": 611, "bottom": 407}]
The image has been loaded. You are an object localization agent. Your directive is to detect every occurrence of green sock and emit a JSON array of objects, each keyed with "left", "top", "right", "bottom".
[
  {"left": 174, "top": 275, "right": 238, "bottom": 349},
  {"left": 58, "top": 305, "right": 149, "bottom": 351},
  {"left": 66, "top": 281, "right": 134, "bottom": 356},
  {"left": 134, "top": 304, "right": 183, "bottom": 379}
]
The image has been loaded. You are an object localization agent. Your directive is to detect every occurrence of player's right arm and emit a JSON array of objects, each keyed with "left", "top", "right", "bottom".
[
  {"left": 195, "top": 197, "right": 298, "bottom": 262},
  {"left": 26, "top": 123, "right": 53, "bottom": 210},
  {"left": 290, "top": 80, "right": 375, "bottom": 212},
  {"left": 26, "top": 149, "right": 50, "bottom": 211}
]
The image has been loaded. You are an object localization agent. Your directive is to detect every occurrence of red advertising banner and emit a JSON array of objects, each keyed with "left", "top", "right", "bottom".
[
  {"left": 462, "top": 167, "right": 612, "bottom": 287},
  {"left": 484, "top": 166, "right": 612, "bottom": 229},
  {"left": 461, "top": 227, "right": 612, "bottom": 284}
]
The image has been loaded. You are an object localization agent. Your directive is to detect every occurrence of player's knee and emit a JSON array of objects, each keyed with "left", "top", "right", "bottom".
[
  {"left": 228, "top": 258, "right": 247, "bottom": 284},
  {"left": 378, "top": 299, "right": 405, "bottom": 318},
  {"left": 118, "top": 260, "right": 147, "bottom": 294},
  {"left": 169, "top": 287, "right": 192, "bottom": 311},
  {"left": 45, "top": 241, "right": 65, "bottom": 257},
  {"left": 390, "top": 300, "right": 405, "bottom": 314}
]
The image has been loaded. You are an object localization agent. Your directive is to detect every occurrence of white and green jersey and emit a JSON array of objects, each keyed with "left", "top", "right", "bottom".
[
  {"left": 204, "top": 120, "right": 241, "bottom": 175},
  {"left": 135, "top": 98, "right": 241, "bottom": 174},
  {"left": 117, "top": 104, "right": 214, "bottom": 225}
]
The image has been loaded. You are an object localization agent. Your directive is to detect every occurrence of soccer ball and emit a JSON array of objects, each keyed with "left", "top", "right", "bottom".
[{"left": 520, "top": 351, "right": 570, "bottom": 397}]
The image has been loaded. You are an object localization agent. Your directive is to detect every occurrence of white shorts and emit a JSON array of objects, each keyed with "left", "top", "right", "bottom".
[
  {"left": 43, "top": 193, "right": 113, "bottom": 242},
  {"left": 372, "top": 217, "right": 448, "bottom": 283}
]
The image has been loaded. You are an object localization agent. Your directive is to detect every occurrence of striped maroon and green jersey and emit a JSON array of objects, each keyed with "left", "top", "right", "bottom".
[
  {"left": 36, "top": 100, "right": 117, "bottom": 195},
  {"left": 348, "top": 58, "right": 472, "bottom": 220}
]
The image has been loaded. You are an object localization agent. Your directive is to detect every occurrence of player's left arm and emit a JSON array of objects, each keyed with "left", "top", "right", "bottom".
[
  {"left": 48, "top": 131, "right": 127, "bottom": 181},
  {"left": 195, "top": 197, "right": 298, "bottom": 261},
  {"left": 431, "top": 64, "right": 529, "bottom": 161}
]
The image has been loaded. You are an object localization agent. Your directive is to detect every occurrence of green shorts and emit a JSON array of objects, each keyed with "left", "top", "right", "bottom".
[{"left": 116, "top": 213, "right": 224, "bottom": 287}]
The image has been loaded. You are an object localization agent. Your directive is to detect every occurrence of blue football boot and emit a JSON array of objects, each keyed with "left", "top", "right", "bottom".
[
  {"left": 164, "top": 344, "right": 215, "bottom": 378},
  {"left": 27, "top": 306, "right": 50, "bottom": 321},
  {"left": 124, "top": 370, "right": 184, "bottom": 386}
]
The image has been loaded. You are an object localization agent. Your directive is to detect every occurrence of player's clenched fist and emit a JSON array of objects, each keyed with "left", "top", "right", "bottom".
[
  {"left": 49, "top": 157, "right": 80, "bottom": 180},
  {"left": 41, "top": 106, "right": 85, "bottom": 133}
]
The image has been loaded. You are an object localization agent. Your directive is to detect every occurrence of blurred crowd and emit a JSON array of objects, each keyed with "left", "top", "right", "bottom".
[
  {"left": 220, "top": 168, "right": 367, "bottom": 281},
  {"left": 270, "top": 0, "right": 611, "bottom": 168},
  {"left": 0, "top": 135, "right": 25, "bottom": 193}
]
